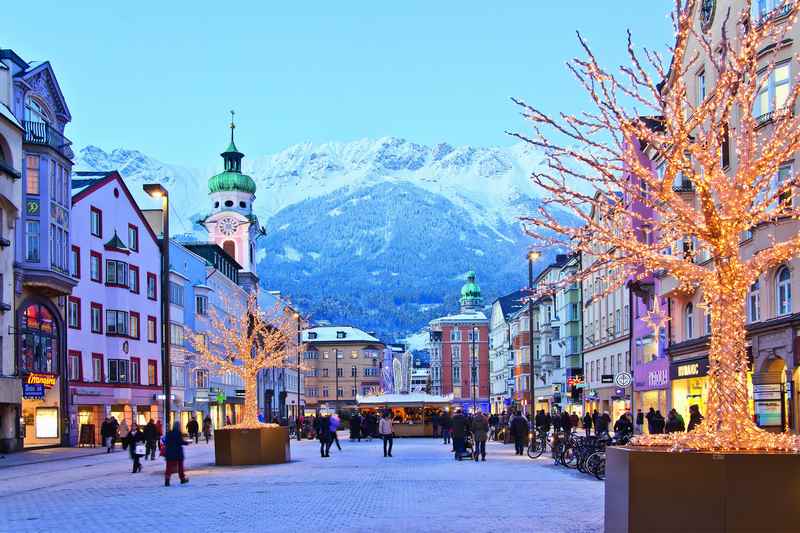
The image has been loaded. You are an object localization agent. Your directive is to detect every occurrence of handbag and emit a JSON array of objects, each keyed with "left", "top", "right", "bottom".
[{"left": 135, "top": 442, "right": 146, "bottom": 456}]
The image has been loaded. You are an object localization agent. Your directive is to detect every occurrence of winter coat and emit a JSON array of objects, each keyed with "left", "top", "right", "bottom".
[
  {"left": 510, "top": 415, "right": 529, "bottom": 439},
  {"left": 187, "top": 419, "right": 199, "bottom": 435},
  {"left": 636, "top": 412, "right": 644, "bottom": 425},
  {"left": 535, "top": 412, "right": 546, "bottom": 429},
  {"left": 471, "top": 414, "right": 489, "bottom": 441},
  {"left": 164, "top": 429, "right": 188, "bottom": 461},
  {"left": 144, "top": 421, "right": 158, "bottom": 442},
  {"left": 100, "top": 420, "right": 115, "bottom": 439},
  {"left": 440, "top": 413, "right": 452, "bottom": 430},
  {"left": 614, "top": 416, "right": 633, "bottom": 435},
  {"left": 569, "top": 413, "right": 579, "bottom": 429},
  {"left": 582, "top": 414, "right": 593, "bottom": 429},
  {"left": 688, "top": 411, "right": 704, "bottom": 432},
  {"left": 596, "top": 414, "right": 611, "bottom": 434},
  {"left": 379, "top": 418, "right": 393, "bottom": 435},
  {"left": 665, "top": 415, "right": 685, "bottom": 433},
  {"left": 451, "top": 414, "right": 468, "bottom": 439},
  {"left": 202, "top": 418, "right": 213, "bottom": 434},
  {"left": 128, "top": 430, "right": 146, "bottom": 458}
]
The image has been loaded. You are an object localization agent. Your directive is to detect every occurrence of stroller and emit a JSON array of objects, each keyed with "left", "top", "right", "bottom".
[{"left": 455, "top": 430, "right": 475, "bottom": 461}]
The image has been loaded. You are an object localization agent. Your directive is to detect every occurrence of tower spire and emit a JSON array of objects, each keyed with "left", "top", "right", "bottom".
[{"left": 230, "top": 109, "right": 236, "bottom": 144}]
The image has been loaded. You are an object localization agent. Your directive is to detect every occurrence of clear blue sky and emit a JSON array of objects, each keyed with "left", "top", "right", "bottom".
[{"left": 3, "top": 1, "right": 673, "bottom": 166}]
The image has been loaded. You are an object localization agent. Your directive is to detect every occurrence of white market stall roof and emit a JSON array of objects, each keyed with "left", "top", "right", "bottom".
[{"left": 356, "top": 393, "right": 455, "bottom": 406}]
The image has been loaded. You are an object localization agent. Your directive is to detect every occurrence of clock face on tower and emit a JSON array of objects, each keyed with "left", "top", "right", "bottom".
[{"left": 218, "top": 217, "right": 239, "bottom": 236}]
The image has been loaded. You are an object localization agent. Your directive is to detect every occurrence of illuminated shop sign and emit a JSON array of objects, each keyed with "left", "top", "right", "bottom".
[
  {"left": 25, "top": 372, "right": 57, "bottom": 388},
  {"left": 669, "top": 357, "right": 709, "bottom": 380}
]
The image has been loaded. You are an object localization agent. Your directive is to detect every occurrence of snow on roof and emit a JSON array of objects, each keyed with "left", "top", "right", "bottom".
[
  {"left": 0, "top": 102, "right": 21, "bottom": 129},
  {"left": 356, "top": 392, "right": 454, "bottom": 405},
  {"left": 303, "top": 326, "right": 382, "bottom": 344},
  {"left": 429, "top": 310, "right": 488, "bottom": 325}
]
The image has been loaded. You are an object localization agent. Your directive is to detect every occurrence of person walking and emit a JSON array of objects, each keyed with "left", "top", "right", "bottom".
[
  {"left": 101, "top": 417, "right": 115, "bottom": 453},
  {"left": 440, "top": 410, "right": 452, "bottom": 445},
  {"left": 317, "top": 416, "right": 332, "bottom": 457},
  {"left": 471, "top": 411, "right": 489, "bottom": 461},
  {"left": 613, "top": 413, "right": 634, "bottom": 442},
  {"left": 202, "top": 416, "right": 213, "bottom": 443},
  {"left": 596, "top": 411, "right": 611, "bottom": 437},
  {"left": 635, "top": 409, "right": 644, "bottom": 435},
  {"left": 510, "top": 411, "right": 528, "bottom": 456},
  {"left": 186, "top": 416, "right": 199, "bottom": 444},
  {"left": 582, "top": 411, "right": 593, "bottom": 437},
  {"left": 560, "top": 411, "right": 572, "bottom": 437},
  {"left": 451, "top": 409, "right": 468, "bottom": 459},
  {"left": 164, "top": 421, "right": 189, "bottom": 486},
  {"left": 119, "top": 419, "right": 130, "bottom": 451},
  {"left": 330, "top": 413, "right": 342, "bottom": 451},
  {"left": 379, "top": 411, "right": 394, "bottom": 457},
  {"left": 687, "top": 404, "right": 704, "bottom": 432},
  {"left": 128, "top": 423, "right": 146, "bottom": 473},
  {"left": 652, "top": 410, "right": 666, "bottom": 434},
  {"left": 144, "top": 419, "right": 159, "bottom": 460},
  {"left": 645, "top": 407, "right": 656, "bottom": 434},
  {"left": 361, "top": 413, "right": 371, "bottom": 442},
  {"left": 431, "top": 412, "right": 440, "bottom": 439},
  {"left": 569, "top": 412, "right": 579, "bottom": 433}
]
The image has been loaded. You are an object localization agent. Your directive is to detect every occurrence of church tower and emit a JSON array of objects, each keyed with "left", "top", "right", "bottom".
[{"left": 202, "top": 112, "right": 264, "bottom": 293}]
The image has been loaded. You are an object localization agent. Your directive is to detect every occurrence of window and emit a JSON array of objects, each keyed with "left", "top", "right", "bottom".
[
  {"left": 127, "top": 224, "right": 139, "bottom": 252},
  {"left": 130, "top": 357, "right": 141, "bottom": 384},
  {"left": 322, "top": 368, "right": 329, "bottom": 377},
  {"left": 25, "top": 221, "right": 39, "bottom": 262},
  {"left": 705, "top": 309, "right": 712, "bottom": 335},
  {"left": 685, "top": 303, "right": 694, "bottom": 340},
  {"left": 26, "top": 155, "right": 39, "bottom": 195},
  {"left": 129, "top": 312, "right": 140, "bottom": 339},
  {"left": 307, "top": 332, "right": 317, "bottom": 340},
  {"left": 170, "top": 323, "right": 184, "bottom": 346},
  {"left": 337, "top": 387, "right": 343, "bottom": 398},
  {"left": 105, "top": 259, "right": 128, "bottom": 286},
  {"left": 450, "top": 329, "right": 462, "bottom": 342},
  {"left": 90, "top": 206, "right": 102, "bottom": 237},
  {"left": 90, "top": 303, "right": 103, "bottom": 334},
  {"left": 754, "top": 61, "right": 791, "bottom": 119},
  {"left": 776, "top": 163, "right": 793, "bottom": 207},
  {"left": 67, "top": 351, "right": 82, "bottom": 381},
  {"left": 721, "top": 124, "right": 730, "bottom": 169},
  {"left": 92, "top": 353, "right": 104, "bottom": 382},
  {"left": 336, "top": 330, "right": 346, "bottom": 339},
  {"left": 336, "top": 367, "right": 343, "bottom": 377},
  {"left": 108, "top": 359, "right": 129, "bottom": 383},
  {"left": 351, "top": 365, "right": 357, "bottom": 377},
  {"left": 169, "top": 282, "right": 184, "bottom": 306},
  {"left": 749, "top": 280, "right": 761, "bottom": 323},
  {"left": 195, "top": 295, "right": 208, "bottom": 315},
  {"left": 105, "top": 310, "right": 129, "bottom": 336},
  {"left": 697, "top": 69, "right": 706, "bottom": 104},
  {"left": 67, "top": 297, "right": 81, "bottom": 329},
  {"left": 615, "top": 310, "right": 621, "bottom": 335},
  {"left": 90, "top": 252, "right": 102, "bottom": 282},
  {"left": 322, "top": 387, "right": 329, "bottom": 398},
  {"left": 171, "top": 365, "right": 185, "bottom": 387},
  {"left": 147, "top": 273, "right": 157, "bottom": 300},
  {"left": 336, "top": 349, "right": 343, "bottom": 359},
  {"left": 70, "top": 246, "right": 80, "bottom": 278},
  {"left": 147, "top": 316, "right": 157, "bottom": 343},
  {"left": 453, "top": 365, "right": 461, "bottom": 381},
  {"left": 777, "top": 266, "right": 792, "bottom": 315},
  {"left": 129, "top": 265, "right": 140, "bottom": 293},
  {"left": 194, "top": 369, "right": 209, "bottom": 389},
  {"left": 148, "top": 360, "right": 157, "bottom": 386}
]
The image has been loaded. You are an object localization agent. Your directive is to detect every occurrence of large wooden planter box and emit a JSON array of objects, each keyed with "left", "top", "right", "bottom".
[
  {"left": 605, "top": 446, "right": 800, "bottom": 533},
  {"left": 213, "top": 426, "right": 291, "bottom": 466}
]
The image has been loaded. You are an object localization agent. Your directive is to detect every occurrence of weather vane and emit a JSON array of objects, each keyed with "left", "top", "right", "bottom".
[{"left": 229, "top": 110, "right": 236, "bottom": 141}]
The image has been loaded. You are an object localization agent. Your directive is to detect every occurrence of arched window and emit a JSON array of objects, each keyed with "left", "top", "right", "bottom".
[
  {"left": 748, "top": 280, "right": 760, "bottom": 323},
  {"left": 223, "top": 240, "right": 236, "bottom": 262},
  {"left": 777, "top": 266, "right": 792, "bottom": 316},
  {"left": 25, "top": 97, "right": 50, "bottom": 125},
  {"left": 685, "top": 303, "right": 694, "bottom": 340}
]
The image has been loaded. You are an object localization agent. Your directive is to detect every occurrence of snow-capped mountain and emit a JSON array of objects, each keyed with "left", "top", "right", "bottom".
[{"left": 75, "top": 137, "right": 562, "bottom": 340}]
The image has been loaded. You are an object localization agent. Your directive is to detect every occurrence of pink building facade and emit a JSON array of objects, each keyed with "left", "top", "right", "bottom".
[{"left": 66, "top": 171, "right": 162, "bottom": 445}]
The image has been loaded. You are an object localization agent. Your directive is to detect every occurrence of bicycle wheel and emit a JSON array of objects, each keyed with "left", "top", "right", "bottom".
[
  {"left": 527, "top": 438, "right": 544, "bottom": 459},
  {"left": 561, "top": 444, "right": 578, "bottom": 468},
  {"left": 586, "top": 451, "right": 605, "bottom": 480}
]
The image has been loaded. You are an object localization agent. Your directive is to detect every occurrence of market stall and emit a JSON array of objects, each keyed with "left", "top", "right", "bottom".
[{"left": 355, "top": 393, "right": 455, "bottom": 437}]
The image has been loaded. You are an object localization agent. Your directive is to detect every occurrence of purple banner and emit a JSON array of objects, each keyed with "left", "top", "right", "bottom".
[{"left": 634, "top": 357, "right": 669, "bottom": 391}]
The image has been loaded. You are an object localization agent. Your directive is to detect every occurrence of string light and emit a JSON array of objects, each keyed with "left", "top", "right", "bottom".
[
  {"left": 190, "top": 295, "right": 301, "bottom": 429},
  {"left": 512, "top": 0, "right": 800, "bottom": 451}
]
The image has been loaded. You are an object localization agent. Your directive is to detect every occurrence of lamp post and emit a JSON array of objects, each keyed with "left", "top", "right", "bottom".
[
  {"left": 143, "top": 183, "right": 170, "bottom": 425},
  {"left": 528, "top": 250, "right": 541, "bottom": 418},
  {"left": 472, "top": 326, "right": 478, "bottom": 414},
  {"left": 294, "top": 312, "right": 302, "bottom": 440}
]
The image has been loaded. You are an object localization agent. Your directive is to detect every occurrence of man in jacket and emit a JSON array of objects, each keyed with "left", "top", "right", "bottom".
[
  {"left": 596, "top": 411, "right": 611, "bottom": 437},
  {"left": 144, "top": 419, "right": 159, "bottom": 460},
  {"left": 560, "top": 411, "right": 572, "bottom": 436},
  {"left": 582, "top": 412, "right": 593, "bottom": 437},
  {"left": 451, "top": 410, "right": 467, "bottom": 459},
  {"left": 471, "top": 412, "right": 489, "bottom": 461},
  {"left": 510, "top": 411, "right": 529, "bottom": 455},
  {"left": 186, "top": 416, "right": 199, "bottom": 444},
  {"left": 101, "top": 417, "right": 115, "bottom": 453},
  {"left": 379, "top": 411, "right": 394, "bottom": 457},
  {"left": 440, "top": 411, "right": 452, "bottom": 445}
]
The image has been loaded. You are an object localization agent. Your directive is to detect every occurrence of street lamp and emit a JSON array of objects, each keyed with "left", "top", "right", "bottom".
[
  {"left": 527, "top": 250, "right": 541, "bottom": 418},
  {"left": 294, "top": 312, "right": 302, "bottom": 441},
  {"left": 472, "top": 325, "right": 478, "bottom": 414},
  {"left": 143, "top": 183, "right": 170, "bottom": 426}
]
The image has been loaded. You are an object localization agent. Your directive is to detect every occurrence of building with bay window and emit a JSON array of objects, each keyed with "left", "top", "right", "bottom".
[
  {"left": 66, "top": 171, "right": 162, "bottom": 445},
  {"left": 1, "top": 49, "right": 76, "bottom": 450}
]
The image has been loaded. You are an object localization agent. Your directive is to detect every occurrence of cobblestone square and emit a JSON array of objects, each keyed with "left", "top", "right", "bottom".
[{"left": 0, "top": 436, "right": 603, "bottom": 533}]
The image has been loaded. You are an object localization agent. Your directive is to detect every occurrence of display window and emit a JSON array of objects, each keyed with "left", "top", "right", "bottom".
[{"left": 35, "top": 407, "right": 58, "bottom": 438}]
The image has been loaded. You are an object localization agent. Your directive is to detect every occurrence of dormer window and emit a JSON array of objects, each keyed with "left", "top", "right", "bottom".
[
  {"left": 336, "top": 331, "right": 346, "bottom": 339},
  {"left": 308, "top": 332, "right": 317, "bottom": 339}
]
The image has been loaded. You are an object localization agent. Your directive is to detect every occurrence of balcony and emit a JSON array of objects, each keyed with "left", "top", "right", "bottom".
[
  {"left": 24, "top": 121, "right": 72, "bottom": 158},
  {"left": 756, "top": 4, "right": 793, "bottom": 28}
]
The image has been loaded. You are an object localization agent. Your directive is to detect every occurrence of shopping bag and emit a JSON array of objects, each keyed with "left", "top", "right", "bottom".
[{"left": 135, "top": 443, "right": 146, "bottom": 456}]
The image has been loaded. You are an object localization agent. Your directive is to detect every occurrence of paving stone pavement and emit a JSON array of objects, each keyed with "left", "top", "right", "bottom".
[{"left": 0, "top": 434, "right": 604, "bottom": 533}]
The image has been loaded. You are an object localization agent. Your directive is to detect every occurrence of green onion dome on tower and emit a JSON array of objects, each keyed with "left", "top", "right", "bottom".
[
  {"left": 460, "top": 270, "right": 483, "bottom": 311},
  {"left": 208, "top": 112, "right": 257, "bottom": 195}
]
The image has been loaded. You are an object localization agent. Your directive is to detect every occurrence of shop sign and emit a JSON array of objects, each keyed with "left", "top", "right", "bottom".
[
  {"left": 614, "top": 372, "right": 632, "bottom": 388},
  {"left": 601, "top": 374, "right": 614, "bottom": 384},
  {"left": 196, "top": 389, "right": 209, "bottom": 402},
  {"left": 235, "top": 389, "right": 245, "bottom": 398},
  {"left": 753, "top": 384, "right": 783, "bottom": 401},
  {"left": 23, "top": 383, "right": 45, "bottom": 399},
  {"left": 670, "top": 357, "right": 709, "bottom": 380},
  {"left": 755, "top": 400, "right": 782, "bottom": 427},
  {"left": 552, "top": 383, "right": 562, "bottom": 393},
  {"left": 634, "top": 357, "right": 669, "bottom": 390},
  {"left": 25, "top": 372, "right": 57, "bottom": 388}
]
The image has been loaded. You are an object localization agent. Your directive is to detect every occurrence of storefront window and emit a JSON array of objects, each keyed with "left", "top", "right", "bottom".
[
  {"left": 20, "top": 304, "right": 58, "bottom": 373},
  {"left": 35, "top": 407, "right": 58, "bottom": 438}
]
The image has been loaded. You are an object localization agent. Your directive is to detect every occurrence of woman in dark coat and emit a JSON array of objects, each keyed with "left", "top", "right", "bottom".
[
  {"left": 350, "top": 412, "right": 362, "bottom": 441},
  {"left": 164, "top": 421, "right": 189, "bottom": 486},
  {"left": 128, "top": 424, "right": 146, "bottom": 473},
  {"left": 687, "top": 404, "right": 704, "bottom": 432},
  {"left": 318, "top": 416, "right": 332, "bottom": 457}
]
